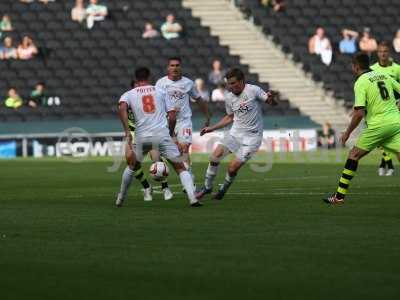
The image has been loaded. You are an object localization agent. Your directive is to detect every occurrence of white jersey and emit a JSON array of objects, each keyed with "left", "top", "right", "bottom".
[
  {"left": 155, "top": 76, "right": 200, "bottom": 122},
  {"left": 119, "top": 85, "right": 169, "bottom": 138},
  {"left": 225, "top": 84, "right": 269, "bottom": 136}
]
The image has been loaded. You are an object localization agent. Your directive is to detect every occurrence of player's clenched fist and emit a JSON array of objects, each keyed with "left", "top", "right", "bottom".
[
  {"left": 266, "top": 90, "right": 279, "bottom": 105},
  {"left": 200, "top": 127, "right": 213, "bottom": 136}
]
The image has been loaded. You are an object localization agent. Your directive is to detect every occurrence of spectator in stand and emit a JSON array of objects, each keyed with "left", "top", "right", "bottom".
[
  {"left": 261, "top": 0, "right": 286, "bottom": 12},
  {"left": 86, "top": 0, "right": 108, "bottom": 29},
  {"left": 71, "top": 0, "right": 86, "bottom": 23},
  {"left": 308, "top": 27, "right": 332, "bottom": 66},
  {"left": 393, "top": 29, "right": 400, "bottom": 53},
  {"left": 17, "top": 36, "right": 38, "bottom": 60},
  {"left": 317, "top": 122, "right": 336, "bottom": 149},
  {"left": 0, "top": 15, "right": 13, "bottom": 34},
  {"left": 194, "top": 78, "right": 210, "bottom": 102},
  {"left": 359, "top": 27, "right": 377, "bottom": 55},
  {"left": 211, "top": 83, "right": 227, "bottom": 102},
  {"left": 339, "top": 29, "right": 359, "bottom": 54},
  {"left": 4, "top": 88, "right": 23, "bottom": 109},
  {"left": 142, "top": 22, "right": 159, "bottom": 39},
  {"left": 0, "top": 36, "right": 18, "bottom": 60},
  {"left": 160, "top": 14, "right": 182, "bottom": 40},
  {"left": 208, "top": 59, "right": 226, "bottom": 86},
  {"left": 28, "top": 82, "right": 47, "bottom": 108}
]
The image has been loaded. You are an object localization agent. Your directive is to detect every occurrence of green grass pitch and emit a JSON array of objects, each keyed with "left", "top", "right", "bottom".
[{"left": 1, "top": 150, "right": 399, "bottom": 300}]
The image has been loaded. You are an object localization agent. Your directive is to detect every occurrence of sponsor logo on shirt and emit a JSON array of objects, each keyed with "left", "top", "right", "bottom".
[
  {"left": 237, "top": 102, "right": 251, "bottom": 113},
  {"left": 166, "top": 86, "right": 187, "bottom": 101}
]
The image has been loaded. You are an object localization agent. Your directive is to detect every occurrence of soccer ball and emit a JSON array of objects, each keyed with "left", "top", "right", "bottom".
[{"left": 149, "top": 161, "right": 169, "bottom": 181}]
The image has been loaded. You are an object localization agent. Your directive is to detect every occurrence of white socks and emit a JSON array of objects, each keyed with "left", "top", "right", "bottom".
[
  {"left": 205, "top": 163, "right": 219, "bottom": 189},
  {"left": 119, "top": 166, "right": 134, "bottom": 198},
  {"left": 179, "top": 170, "right": 197, "bottom": 204},
  {"left": 220, "top": 173, "right": 236, "bottom": 192},
  {"left": 184, "top": 161, "right": 196, "bottom": 185}
]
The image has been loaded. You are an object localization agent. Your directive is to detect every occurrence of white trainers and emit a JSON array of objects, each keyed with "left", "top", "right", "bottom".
[
  {"left": 378, "top": 168, "right": 386, "bottom": 176},
  {"left": 116, "top": 193, "right": 124, "bottom": 207},
  {"left": 386, "top": 169, "right": 395, "bottom": 176},
  {"left": 143, "top": 187, "right": 153, "bottom": 201},
  {"left": 163, "top": 188, "right": 173, "bottom": 201}
]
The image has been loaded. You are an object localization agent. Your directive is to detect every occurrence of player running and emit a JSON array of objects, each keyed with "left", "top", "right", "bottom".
[
  {"left": 155, "top": 57, "right": 210, "bottom": 186},
  {"left": 196, "top": 68, "right": 278, "bottom": 200},
  {"left": 324, "top": 53, "right": 400, "bottom": 204},
  {"left": 370, "top": 41, "right": 400, "bottom": 176},
  {"left": 116, "top": 67, "right": 202, "bottom": 207}
]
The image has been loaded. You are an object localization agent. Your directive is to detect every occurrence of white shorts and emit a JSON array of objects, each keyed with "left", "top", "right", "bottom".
[
  {"left": 222, "top": 134, "right": 262, "bottom": 162},
  {"left": 175, "top": 118, "right": 193, "bottom": 145},
  {"left": 133, "top": 135, "right": 181, "bottom": 162}
]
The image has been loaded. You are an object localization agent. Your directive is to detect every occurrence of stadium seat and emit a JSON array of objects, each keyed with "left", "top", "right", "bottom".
[
  {"left": 240, "top": 0, "right": 400, "bottom": 104},
  {"left": 0, "top": 0, "right": 300, "bottom": 122}
]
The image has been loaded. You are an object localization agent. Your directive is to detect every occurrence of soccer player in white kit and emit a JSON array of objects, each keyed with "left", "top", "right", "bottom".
[
  {"left": 155, "top": 57, "right": 210, "bottom": 185},
  {"left": 123, "top": 80, "right": 173, "bottom": 202},
  {"left": 196, "top": 68, "right": 278, "bottom": 200},
  {"left": 116, "top": 67, "right": 202, "bottom": 207}
]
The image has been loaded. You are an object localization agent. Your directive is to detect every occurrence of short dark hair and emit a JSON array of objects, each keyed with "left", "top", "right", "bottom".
[
  {"left": 135, "top": 67, "right": 150, "bottom": 81},
  {"left": 378, "top": 41, "right": 391, "bottom": 48},
  {"left": 352, "top": 52, "right": 370, "bottom": 70},
  {"left": 225, "top": 68, "right": 245, "bottom": 81},
  {"left": 168, "top": 56, "right": 181, "bottom": 63},
  {"left": 36, "top": 82, "right": 45, "bottom": 87}
]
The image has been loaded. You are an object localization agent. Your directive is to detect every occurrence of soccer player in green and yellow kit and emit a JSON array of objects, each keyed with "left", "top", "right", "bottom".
[
  {"left": 370, "top": 41, "right": 400, "bottom": 176},
  {"left": 324, "top": 53, "right": 400, "bottom": 204}
]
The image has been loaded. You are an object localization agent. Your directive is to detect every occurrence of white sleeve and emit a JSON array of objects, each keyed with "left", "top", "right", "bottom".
[
  {"left": 254, "top": 85, "right": 269, "bottom": 102},
  {"left": 119, "top": 91, "right": 130, "bottom": 105},
  {"left": 189, "top": 81, "right": 201, "bottom": 100}
]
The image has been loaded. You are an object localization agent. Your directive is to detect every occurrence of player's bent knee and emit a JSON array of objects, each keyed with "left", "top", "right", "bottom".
[
  {"left": 211, "top": 145, "right": 226, "bottom": 162},
  {"left": 172, "top": 161, "right": 186, "bottom": 174},
  {"left": 228, "top": 160, "right": 243, "bottom": 175},
  {"left": 125, "top": 153, "right": 137, "bottom": 168},
  {"left": 179, "top": 143, "right": 190, "bottom": 153},
  {"left": 348, "top": 147, "right": 369, "bottom": 161}
]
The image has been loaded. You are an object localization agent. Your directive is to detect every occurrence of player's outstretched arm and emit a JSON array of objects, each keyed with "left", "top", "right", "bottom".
[
  {"left": 265, "top": 90, "right": 279, "bottom": 106},
  {"left": 196, "top": 97, "right": 211, "bottom": 127},
  {"left": 118, "top": 102, "right": 132, "bottom": 145},
  {"left": 341, "top": 107, "right": 365, "bottom": 146},
  {"left": 200, "top": 114, "right": 234, "bottom": 136}
]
